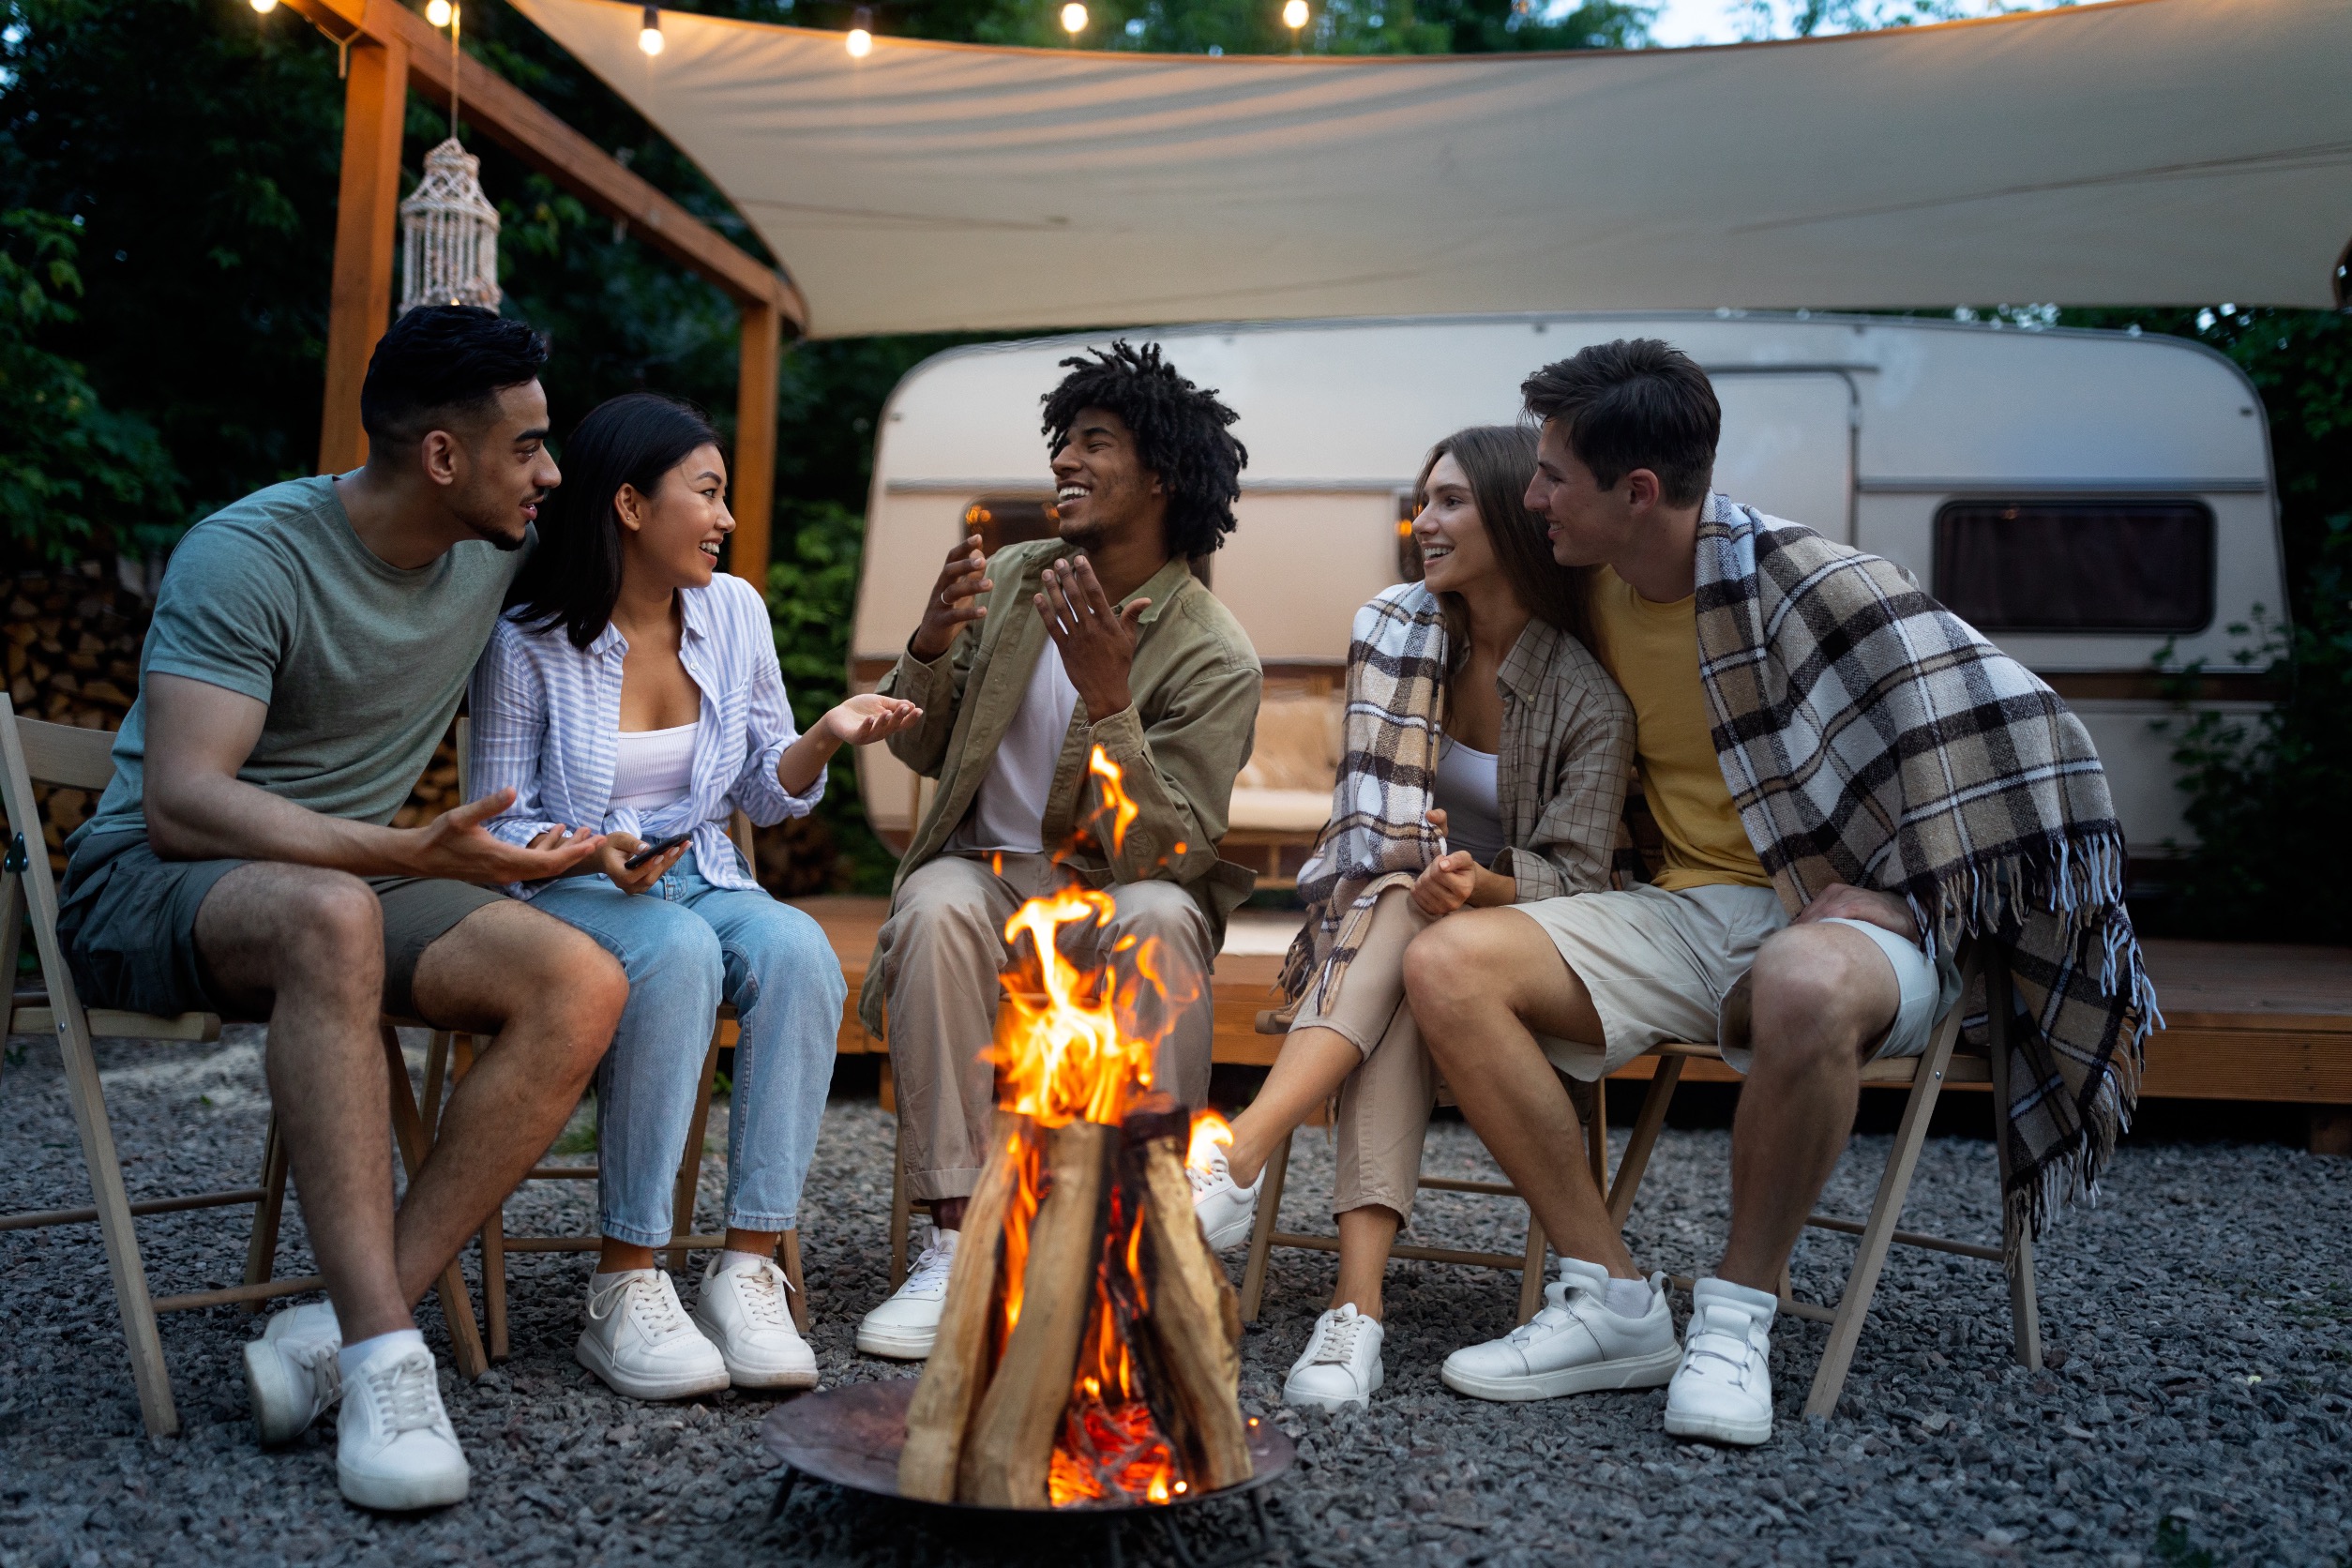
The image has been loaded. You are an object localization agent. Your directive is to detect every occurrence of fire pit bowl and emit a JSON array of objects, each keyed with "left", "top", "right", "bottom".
[{"left": 761, "top": 1380, "right": 1294, "bottom": 1564}]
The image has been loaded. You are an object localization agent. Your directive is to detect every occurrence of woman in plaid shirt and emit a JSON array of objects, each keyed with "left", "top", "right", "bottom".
[{"left": 1187, "top": 424, "right": 1634, "bottom": 1414}]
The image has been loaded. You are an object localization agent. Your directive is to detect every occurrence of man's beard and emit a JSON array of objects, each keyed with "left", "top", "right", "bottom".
[{"left": 456, "top": 495, "right": 536, "bottom": 552}]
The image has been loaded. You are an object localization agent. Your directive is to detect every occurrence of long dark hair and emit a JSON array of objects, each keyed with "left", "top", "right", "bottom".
[
  {"left": 1414, "top": 424, "right": 1592, "bottom": 672},
  {"left": 506, "top": 393, "right": 723, "bottom": 649}
]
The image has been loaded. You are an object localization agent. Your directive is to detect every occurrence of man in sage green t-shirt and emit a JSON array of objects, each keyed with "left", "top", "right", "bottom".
[{"left": 55, "top": 307, "right": 622, "bottom": 1511}]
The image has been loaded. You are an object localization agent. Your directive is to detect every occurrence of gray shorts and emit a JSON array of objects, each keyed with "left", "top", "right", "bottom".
[
  {"left": 55, "top": 831, "right": 503, "bottom": 1021},
  {"left": 1510, "top": 882, "right": 1963, "bottom": 1080}
]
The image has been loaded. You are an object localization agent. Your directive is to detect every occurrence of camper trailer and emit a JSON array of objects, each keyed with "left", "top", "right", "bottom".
[{"left": 848, "top": 313, "right": 2282, "bottom": 879}]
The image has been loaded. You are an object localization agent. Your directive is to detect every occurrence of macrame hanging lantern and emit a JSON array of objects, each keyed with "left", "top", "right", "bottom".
[{"left": 399, "top": 137, "right": 502, "bottom": 314}]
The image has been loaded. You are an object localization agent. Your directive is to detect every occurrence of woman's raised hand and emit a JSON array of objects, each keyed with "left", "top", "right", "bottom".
[
  {"left": 1410, "top": 807, "right": 1478, "bottom": 918},
  {"left": 819, "top": 692, "right": 923, "bottom": 747}
]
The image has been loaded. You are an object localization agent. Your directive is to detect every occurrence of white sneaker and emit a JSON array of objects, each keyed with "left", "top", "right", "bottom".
[
  {"left": 575, "top": 1270, "right": 731, "bottom": 1401},
  {"left": 336, "top": 1342, "right": 470, "bottom": 1511},
  {"left": 1441, "top": 1259, "right": 1681, "bottom": 1401},
  {"left": 245, "top": 1299, "right": 343, "bottom": 1446},
  {"left": 1663, "top": 1276, "right": 1777, "bottom": 1446},
  {"left": 1283, "top": 1304, "right": 1384, "bottom": 1412},
  {"left": 855, "top": 1229, "right": 958, "bottom": 1360},
  {"left": 696, "top": 1257, "right": 818, "bottom": 1390},
  {"left": 1187, "top": 1146, "right": 1263, "bottom": 1251}
]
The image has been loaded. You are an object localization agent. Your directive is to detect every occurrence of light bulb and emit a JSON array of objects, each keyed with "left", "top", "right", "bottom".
[
  {"left": 638, "top": 4, "right": 665, "bottom": 54},
  {"left": 847, "top": 5, "right": 873, "bottom": 54},
  {"left": 425, "top": 0, "right": 452, "bottom": 25},
  {"left": 249, "top": 0, "right": 278, "bottom": 11},
  {"left": 1282, "top": 0, "right": 1308, "bottom": 26},
  {"left": 1060, "top": 1, "right": 1087, "bottom": 31}
]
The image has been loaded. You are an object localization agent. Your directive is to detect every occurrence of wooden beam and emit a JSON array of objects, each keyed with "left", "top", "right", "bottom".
[
  {"left": 282, "top": 0, "right": 803, "bottom": 328},
  {"left": 731, "top": 298, "right": 781, "bottom": 585},
  {"left": 317, "top": 32, "right": 408, "bottom": 475}
]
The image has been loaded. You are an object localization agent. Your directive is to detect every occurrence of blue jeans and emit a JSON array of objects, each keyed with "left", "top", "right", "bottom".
[{"left": 529, "top": 861, "right": 845, "bottom": 1247}]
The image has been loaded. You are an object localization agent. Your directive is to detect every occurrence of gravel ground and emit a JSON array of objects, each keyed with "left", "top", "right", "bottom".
[{"left": 4, "top": 1024, "right": 2348, "bottom": 1567}]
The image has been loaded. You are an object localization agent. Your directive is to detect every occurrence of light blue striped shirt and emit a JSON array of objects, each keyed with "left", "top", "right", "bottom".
[{"left": 465, "top": 572, "right": 822, "bottom": 898}]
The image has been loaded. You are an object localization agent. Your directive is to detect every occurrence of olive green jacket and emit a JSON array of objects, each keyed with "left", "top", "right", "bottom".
[{"left": 857, "top": 539, "right": 1262, "bottom": 1035}]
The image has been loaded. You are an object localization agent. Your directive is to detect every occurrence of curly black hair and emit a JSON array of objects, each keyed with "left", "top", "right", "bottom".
[{"left": 1039, "top": 340, "right": 1248, "bottom": 558}]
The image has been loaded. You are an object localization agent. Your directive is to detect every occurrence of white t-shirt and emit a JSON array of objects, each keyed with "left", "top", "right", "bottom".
[
  {"left": 1433, "top": 734, "right": 1506, "bottom": 867},
  {"left": 610, "top": 722, "right": 700, "bottom": 814},
  {"left": 951, "top": 641, "right": 1079, "bottom": 854}
]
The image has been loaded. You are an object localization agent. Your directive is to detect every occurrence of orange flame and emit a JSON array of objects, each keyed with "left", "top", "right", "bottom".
[
  {"left": 1088, "top": 744, "right": 1140, "bottom": 856},
  {"left": 989, "top": 886, "right": 1162, "bottom": 1128},
  {"left": 1185, "top": 1110, "right": 1233, "bottom": 1173}
]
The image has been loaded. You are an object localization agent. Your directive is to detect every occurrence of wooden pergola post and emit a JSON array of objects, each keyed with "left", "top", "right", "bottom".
[
  {"left": 316, "top": 34, "right": 408, "bottom": 475},
  {"left": 290, "top": 0, "right": 805, "bottom": 579},
  {"left": 731, "top": 299, "right": 782, "bottom": 588}
]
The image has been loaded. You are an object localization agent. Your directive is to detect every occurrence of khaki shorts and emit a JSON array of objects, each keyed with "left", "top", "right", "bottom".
[{"left": 1510, "top": 882, "right": 1962, "bottom": 1080}]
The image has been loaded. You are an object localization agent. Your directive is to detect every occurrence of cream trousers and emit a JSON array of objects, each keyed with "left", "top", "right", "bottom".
[{"left": 1293, "top": 887, "right": 1445, "bottom": 1224}]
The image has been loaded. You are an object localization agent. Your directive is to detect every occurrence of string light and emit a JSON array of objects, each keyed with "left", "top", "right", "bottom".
[
  {"left": 1282, "top": 0, "right": 1308, "bottom": 27},
  {"left": 638, "top": 3, "right": 664, "bottom": 53},
  {"left": 425, "top": 0, "right": 452, "bottom": 24},
  {"left": 846, "top": 5, "right": 873, "bottom": 53},
  {"left": 1060, "top": 1, "right": 1087, "bottom": 31},
  {"left": 249, "top": 0, "right": 279, "bottom": 12}
]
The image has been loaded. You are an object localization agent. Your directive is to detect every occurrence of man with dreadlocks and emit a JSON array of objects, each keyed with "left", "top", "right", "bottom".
[{"left": 854, "top": 340, "right": 1261, "bottom": 1359}]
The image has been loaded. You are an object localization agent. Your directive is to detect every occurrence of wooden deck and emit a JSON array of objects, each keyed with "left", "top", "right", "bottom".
[{"left": 788, "top": 897, "right": 2352, "bottom": 1115}]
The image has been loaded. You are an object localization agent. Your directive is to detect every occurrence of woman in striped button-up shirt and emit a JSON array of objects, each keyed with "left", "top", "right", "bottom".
[{"left": 468, "top": 394, "right": 916, "bottom": 1402}]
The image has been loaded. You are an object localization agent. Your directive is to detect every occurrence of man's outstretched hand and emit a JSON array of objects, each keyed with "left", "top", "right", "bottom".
[
  {"left": 401, "top": 790, "right": 607, "bottom": 885},
  {"left": 1037, "top": 553, "right": 1146, "bottom": 720}
]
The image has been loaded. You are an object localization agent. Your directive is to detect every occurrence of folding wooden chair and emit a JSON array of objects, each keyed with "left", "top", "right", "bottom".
[
  {"left": 442, "top": 720, "right": 807, "bottom": 1358},
  {"left": 1232, "top": 1007, "right": 1607, "bottom": 1327},
  {"left": 0, "top": 697, "right": 486, "bottom": 1438},
  {"left": 1600, "top": 942, "right": 2044, "bottom": 1417}
]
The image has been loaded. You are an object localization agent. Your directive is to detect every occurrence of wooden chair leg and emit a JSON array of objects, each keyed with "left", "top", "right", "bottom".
[
  {"left": 888, "top": 1112, "right": 912, "bottom": 1290},
  {"left": 669, "top": 1026, "right": 724, "bottom": 1278},
  {"left": 1516, "top": 1205, "right": 1549, "bottom": 1324},
  {"left": 443, "top": 1034, "right": 511, "bottom": 1364},
  {"left": 58, "top": 1003, "right": 179, "bottom": 1436},
  {"left": 0, "top": 874, "right": 23, "bottom": 1093},
  {"left": 420, "top": 1031, "right": 451, "bottom": 1142},
  {"left": 240, "top": 1111, "right": 291, "bottom": 1315},
  {"left": 380, "top": 1025, "right": 489, "bottom": 1380},
  {"left": 1237, "top": 1130, "right": 1292, "bottom": 1324},
  {"left": 1802, "top": 996, "right": 1965, "bottom": 1419},
  {"left": 779, "top": 1229, "right": 810, "bottom": 1334},
  {"left": 1582, "top": 1077, "right": 1609, "bottom": 1197},
  {"left": 1982, "top": 946, "right": 2043, "bottom": 1371},
  {"left": 1607, "top": 1056, "right": 1683, "bottom": 1228}
]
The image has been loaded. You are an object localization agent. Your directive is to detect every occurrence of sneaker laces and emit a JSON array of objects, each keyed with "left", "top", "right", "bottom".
[
  {"left": 1185, "top": 1150, "right": 1229, "bottom": 1198},
  {"left": 295, "top": 1341, "right": 346, "bottom": 1409},
  {"left": 729, "top": 1262, "right": 794, "bottom": 1331},
  {"left": 1505, "top": 1279, "right": 1588, "bottom": 1347},
  {"left": 589, "top": 1272, "right": 691, "bottom": 1340},
  {"left": 903, "top": 1239, "right": 957, "bottom": 1299},
  {"left": 1308, "top": 1308, "right": 1366, "bottom": 1366},
  {"left": 361, "top": 1350, "right": 444, "bottom": 1436}
]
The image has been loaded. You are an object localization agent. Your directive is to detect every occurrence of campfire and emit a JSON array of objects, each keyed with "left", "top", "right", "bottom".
[{"left": 897, "top": 867, "right": 1255, "bottom": 1510}]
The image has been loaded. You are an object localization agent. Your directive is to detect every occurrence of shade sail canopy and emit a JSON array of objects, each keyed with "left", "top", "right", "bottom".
[{"left": 512, "top": 0, "right": 2352, "bottom": 338}]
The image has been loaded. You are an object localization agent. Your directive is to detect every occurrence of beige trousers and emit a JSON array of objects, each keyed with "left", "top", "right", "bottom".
[
  {"left": 1294, "top": 888, "right": 1441, "bottom": 1224},
  {"left": 878, "top": 851, "right": 1214, "bottom": 1202}
]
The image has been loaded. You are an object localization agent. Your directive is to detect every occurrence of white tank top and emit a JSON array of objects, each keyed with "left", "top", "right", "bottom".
[
  {"left": 1434, "top": 734, "right": 1506, "bottom": 867},
  {"left": 610, "top": 722, "right": 700, "bottom": 814}
]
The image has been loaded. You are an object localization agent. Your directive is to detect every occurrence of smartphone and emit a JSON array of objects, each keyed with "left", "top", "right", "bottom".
[{"left": 623, "top": 830, "right": 694, "bottom": 872}]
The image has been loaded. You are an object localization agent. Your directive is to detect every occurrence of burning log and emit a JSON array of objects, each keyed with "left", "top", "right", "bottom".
[
  {"left": 896, "top": 873, "right": 1254, "bottom": 1511},
  {"left": 897, "top": 1110, "right": 1033, "bottom": 1503}
]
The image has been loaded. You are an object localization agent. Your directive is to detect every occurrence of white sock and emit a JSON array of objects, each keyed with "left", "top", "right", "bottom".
[
  {"left": 338, "top": 1327, "right": 426, "bottom": 1383},
  {"left": 716, "top": 1249, "right": 773, "bottom": 1275},
  {"left": 1603, "top": 1276, "right": 1654, "bottom": 1319}
]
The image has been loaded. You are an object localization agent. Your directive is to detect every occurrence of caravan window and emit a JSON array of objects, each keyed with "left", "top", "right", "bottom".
[{"left": 1932, "top": 499, "right": 2214, "bottom": 634}]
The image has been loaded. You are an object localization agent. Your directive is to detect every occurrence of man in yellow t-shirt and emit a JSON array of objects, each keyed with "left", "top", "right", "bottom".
[{"left": 1401, "top": 339, "right": 1959, "bottom": 1449}]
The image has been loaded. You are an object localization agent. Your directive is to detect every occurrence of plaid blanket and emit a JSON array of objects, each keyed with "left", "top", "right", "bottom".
[
  {"left": 1277, "top": 585, "right": 1449, "bottom": 1013},
  {"left": 1694, "top": 495, "right": 2161, "bottom": 1239}
]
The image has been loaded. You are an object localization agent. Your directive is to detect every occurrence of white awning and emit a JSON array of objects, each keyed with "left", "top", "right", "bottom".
[{"left": 510, "top": 0, "right": 2352, "bottom": 338}]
